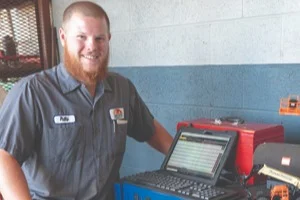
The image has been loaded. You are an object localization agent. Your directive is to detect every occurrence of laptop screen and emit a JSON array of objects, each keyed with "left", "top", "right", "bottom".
[{"left": 161, "top": 127, "right": 237, "bottom": 185}]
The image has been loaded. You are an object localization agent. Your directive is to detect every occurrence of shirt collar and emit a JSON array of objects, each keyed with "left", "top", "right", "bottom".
[{"left": 57, "top": 63, "right": 112, "bottom": 94}]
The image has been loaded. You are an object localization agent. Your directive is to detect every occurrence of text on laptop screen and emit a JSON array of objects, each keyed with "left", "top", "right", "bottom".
[{"left": 165, "top": 131, "right": 230, "bottom": 178}]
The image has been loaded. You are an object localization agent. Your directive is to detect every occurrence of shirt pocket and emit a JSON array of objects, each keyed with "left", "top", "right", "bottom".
[
  {"left": 47, "top": 125, "right": 84, "bottom": 162},
  {"left": 111, "top": 121, "right": 127, "bottom": 156}
]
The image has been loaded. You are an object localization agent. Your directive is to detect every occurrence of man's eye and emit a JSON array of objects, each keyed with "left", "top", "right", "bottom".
[
  {"left": 96, "top": 37, "right": 105, "bottom": 41},
  {"left": 77, "top": 35, "right": 85, "bottom": 39}
]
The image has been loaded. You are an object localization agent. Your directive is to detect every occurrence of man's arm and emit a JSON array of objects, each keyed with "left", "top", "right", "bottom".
[
  {"left": 147, "top": 119, "right": 173, "bottom": 155},
  {"left": 0, "top": 149, "right": 31, "bottom": 200}
]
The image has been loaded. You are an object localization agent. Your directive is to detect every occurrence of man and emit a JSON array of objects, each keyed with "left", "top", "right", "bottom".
[{"left": 0, "top": 1, "right": 173, "bottom": 199}]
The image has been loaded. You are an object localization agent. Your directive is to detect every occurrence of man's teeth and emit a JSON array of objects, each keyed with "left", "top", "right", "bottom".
[{"left": 83, "top": 55, "right": 98, "bottom": 59}]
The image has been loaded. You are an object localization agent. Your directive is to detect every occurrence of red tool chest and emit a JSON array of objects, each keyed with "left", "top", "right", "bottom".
[{"left": 177, "top": 118, "right": 284, "bottom": 185}]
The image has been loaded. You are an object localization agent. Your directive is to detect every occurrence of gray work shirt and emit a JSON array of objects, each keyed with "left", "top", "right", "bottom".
[{"left": 0, "top": 63, "right": 155, "bottom": 200}]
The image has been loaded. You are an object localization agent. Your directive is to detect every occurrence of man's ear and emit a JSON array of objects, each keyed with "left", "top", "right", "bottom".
[
  {"left": 108, "top": 33, "right": 111, "bottom": 41},
  {"left": 59, "top": 28, "right": 66, "bottom": 47}
]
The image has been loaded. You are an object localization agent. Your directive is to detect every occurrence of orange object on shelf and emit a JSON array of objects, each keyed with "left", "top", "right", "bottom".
[
  {"left": 270, "top": 185, "right": 289, "bottom": 200},
  {"left": 279, "top": 95, "right": 300, "bottom": 116}
]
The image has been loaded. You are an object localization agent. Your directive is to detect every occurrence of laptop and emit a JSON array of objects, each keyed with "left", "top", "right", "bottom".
[{"left": 120, "top": 127, "right": 240, "bottom": 200}]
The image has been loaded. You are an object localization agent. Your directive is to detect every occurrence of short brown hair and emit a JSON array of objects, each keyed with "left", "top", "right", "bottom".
[{"left": 62, "top": 1, "right": 110, "bottom": 33}]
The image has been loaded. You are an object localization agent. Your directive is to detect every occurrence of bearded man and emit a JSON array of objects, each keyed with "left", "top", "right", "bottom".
[{"left": 0, "top": 1, "right": 173, "bottom": 199}]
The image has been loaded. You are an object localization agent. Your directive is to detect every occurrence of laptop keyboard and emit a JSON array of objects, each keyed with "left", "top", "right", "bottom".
[{"left": 124, "top": 171, "right": 237, "bottom": 200}]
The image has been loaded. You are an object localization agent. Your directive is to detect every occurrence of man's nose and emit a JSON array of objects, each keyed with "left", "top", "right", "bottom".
[{"left": 86, "top": 38, "right": 97, "bottom": 50}]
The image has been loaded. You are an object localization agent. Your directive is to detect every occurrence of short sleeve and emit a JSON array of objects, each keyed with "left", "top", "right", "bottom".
[
  {"left": 0, "top": 78, "right": 38, "bottom": 165},
  {"left": 127, "top": 80, "right": 154, "bottom": 142}
]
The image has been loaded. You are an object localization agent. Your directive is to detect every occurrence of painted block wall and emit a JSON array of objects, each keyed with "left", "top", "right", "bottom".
[
  {"left": 112, "top": 64, "right": 300, "bottom": 176},
  {"left": 53, "top": 0, "right": 300, "bottom": 65},
  {"left": 51, "top": 0, "right": 300, "bottom": 176}
]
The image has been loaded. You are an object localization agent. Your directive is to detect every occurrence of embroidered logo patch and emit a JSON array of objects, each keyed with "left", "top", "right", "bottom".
[{"left": 109, "top": 108, "right": 124, "bottom": 120}]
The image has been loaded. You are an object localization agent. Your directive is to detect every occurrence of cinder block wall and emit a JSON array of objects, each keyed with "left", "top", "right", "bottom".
[{"left": 52, "top": 0, "right": 300, "bottom": 176}]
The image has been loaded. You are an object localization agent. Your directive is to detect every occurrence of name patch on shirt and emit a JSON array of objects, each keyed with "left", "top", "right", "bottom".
[{"left": 54, "top": 115, "right": 76, "bottom": 124}]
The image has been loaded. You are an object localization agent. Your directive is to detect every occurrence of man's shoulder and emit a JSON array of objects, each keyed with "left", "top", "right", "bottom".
[
  {"left": 107, "top": 71, "right": 127, "bottom": 80},
  {"left": 105, "top": 71, "right": 136, "bottom": 91},
  {"left": 106, "top": 71, "right": 131, "bottom": 84},
  {"left": 14, "top": 65, "right": 58, "bottom": 89}
]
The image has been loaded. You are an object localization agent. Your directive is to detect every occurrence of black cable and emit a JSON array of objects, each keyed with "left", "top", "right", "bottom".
[{"left": 239, "top": 164, "right": 264, "bottom": 200}]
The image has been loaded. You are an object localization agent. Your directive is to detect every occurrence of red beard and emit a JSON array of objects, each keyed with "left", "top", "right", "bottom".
[{"left": 63, "top": 44, "right": 109, "bottom": 85}]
